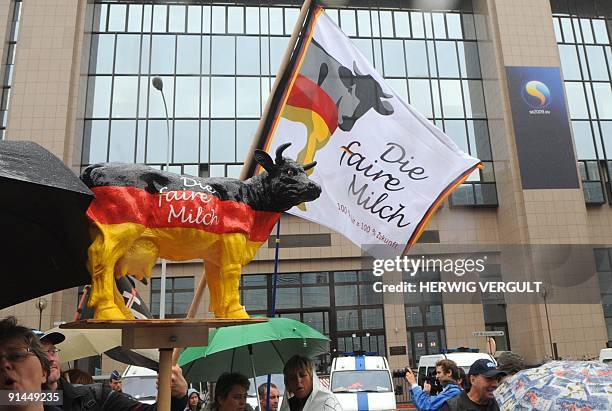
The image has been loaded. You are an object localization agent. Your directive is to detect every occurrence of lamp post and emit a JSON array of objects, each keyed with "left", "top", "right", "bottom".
[
  {"left": 36, "top": 298, "right": 47, "bottom": 330},
  {"left": 152, "top": 76, "right": 170, "bottom": 319},
  {"left": 541, "top": 286, "right": 555, "bottom": 360}
]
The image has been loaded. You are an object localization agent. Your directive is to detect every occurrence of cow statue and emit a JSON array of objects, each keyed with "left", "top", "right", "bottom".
[{"left": 81, "top": 143, "right": 321, "bottom": 320}]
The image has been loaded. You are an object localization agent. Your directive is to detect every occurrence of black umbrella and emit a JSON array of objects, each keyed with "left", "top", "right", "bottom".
[{"left": 0, "top": 140, "right": 93, "bottom": 308}]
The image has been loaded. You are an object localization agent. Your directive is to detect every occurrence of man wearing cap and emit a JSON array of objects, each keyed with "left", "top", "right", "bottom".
[
  {"left": 495, "top": 352, "right": 524, "bottom": 383},
  {"left": 109, "top": 370, "right": 123, "bottom": 392},
  {"left": 33, "top": 329, "right": 64, "bottom": 391},
  {"left": 440, "top": 359, "right": 505, "bottom": 411},
  {"left": 37, "top": 329, "right": 189, "bottom": 410}
]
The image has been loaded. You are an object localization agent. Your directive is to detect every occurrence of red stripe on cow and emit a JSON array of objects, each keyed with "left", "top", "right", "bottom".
[
  {"left": 287, "top": 74, "right": 338, "bottom": 133},
  {"left": 86, "top": 186, "right": 279, "bottom": 243}
]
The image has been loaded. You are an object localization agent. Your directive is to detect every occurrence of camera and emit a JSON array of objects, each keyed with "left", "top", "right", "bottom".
[{"left": 423, "top": 374, "right": 442, "bottom": 396}]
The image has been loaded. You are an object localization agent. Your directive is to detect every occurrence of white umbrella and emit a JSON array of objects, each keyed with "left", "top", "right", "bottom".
[{"left": 47, "top": 326, "right": 122, "bottom": 362}]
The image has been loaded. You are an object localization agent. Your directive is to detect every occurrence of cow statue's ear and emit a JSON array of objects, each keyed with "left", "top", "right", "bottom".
[{"left": 254, "top": 149, "right": 275, "bottom": 173}]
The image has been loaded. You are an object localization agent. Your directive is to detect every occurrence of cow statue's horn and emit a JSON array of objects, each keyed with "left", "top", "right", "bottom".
[
  {"left": 303, "top": 161, "right": 317, "bottom": 171},
  {"left": 275, "top": 142, "right": 291, "bottom": 164}
]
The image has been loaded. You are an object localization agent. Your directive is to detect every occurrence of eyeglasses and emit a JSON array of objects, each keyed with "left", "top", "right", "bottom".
[
  {"left": 45, "top": 348, "right": 61, "bottom": 355},
  {"left": 0, "top": 347, "right": 34, "bottom": 362}
]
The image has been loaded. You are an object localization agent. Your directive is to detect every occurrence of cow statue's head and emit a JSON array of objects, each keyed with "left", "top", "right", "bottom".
[{"left": 254, "top": 143, "right": 322, "bottom": 212}]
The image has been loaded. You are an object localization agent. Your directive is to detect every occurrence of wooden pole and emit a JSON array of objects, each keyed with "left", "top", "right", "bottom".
[
  {"left": 157, "top": 348, "right": 173, "bottom": 411},
  {"left": 239, "top": 0, "right": 314, "bottom": 181},
  {"left": 172, "top": 270, "right": 207, "bottom": 364}
]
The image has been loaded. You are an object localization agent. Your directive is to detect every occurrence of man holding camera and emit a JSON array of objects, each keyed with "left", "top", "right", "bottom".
[{"left": 405, "top": 360, "right": 462, "bottom": 411}]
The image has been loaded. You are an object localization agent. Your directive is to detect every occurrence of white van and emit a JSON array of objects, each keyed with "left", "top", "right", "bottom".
[
  {"left": 121, "top": 365, "right": 158, "bottom": 404},
  {"left": 329, "top": 355, "right": 396, "bottom": 411},
  {"left": 599, "top": 348, "right": 612, "bottom": 364},
  {"left": 417, "top": 350, "right": 496, "bottom": 387}
]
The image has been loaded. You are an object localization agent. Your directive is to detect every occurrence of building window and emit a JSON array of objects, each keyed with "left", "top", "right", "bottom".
[
  {"left": 403, "top": 269, "right": 445, "bottom": 367},
  {"left": 83, "top": 1, "right": 495, "bottom": 206},
  {"left": 480, "top": 262, "right": 510, "bottom": 351},
  {"left": 594, "top": 248, "right": 612, "bottom": 345},
  {"left": 553, "top": 4, "right": 612, "bottom": 204},
  {"left": 0, "top": 0, "right": 22, "bottom": 139},
  {"left": 150, "top": 276, "right": 194, "bottom": 318},
  {"left": 239, "top": 270, "right": 386, "bottom": 362}
]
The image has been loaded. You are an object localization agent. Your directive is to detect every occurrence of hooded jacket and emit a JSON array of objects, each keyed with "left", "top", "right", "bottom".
[
  {"left": 410, "top": 381, "right": 461, "bottom": 411},
  {"left": 279, "top": 368, "right": 343, "bottom": 411}
]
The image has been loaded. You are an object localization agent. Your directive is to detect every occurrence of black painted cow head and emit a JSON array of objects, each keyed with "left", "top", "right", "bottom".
[{"left": 254, "top": 143, "right": 321, "bottom": 212}]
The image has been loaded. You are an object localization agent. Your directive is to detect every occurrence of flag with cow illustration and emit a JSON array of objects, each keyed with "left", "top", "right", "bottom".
[{"left": 253, "top": 6, "right": 481, "bottom": 255}]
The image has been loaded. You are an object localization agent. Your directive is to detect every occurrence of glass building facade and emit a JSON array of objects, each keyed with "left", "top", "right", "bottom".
[
  {"left": 82, "top": 0, "right": 496, "bottom": 204},
  {"left": 553, "top": 0, "right": 612, "bottom": 346},
  {"left": 554, "top": 4, "right": 612, "bottom": 204}
]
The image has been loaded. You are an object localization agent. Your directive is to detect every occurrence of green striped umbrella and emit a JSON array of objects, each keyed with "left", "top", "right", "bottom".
[{"left": 178, "top": 317, "right": 328, "bottom": 384}]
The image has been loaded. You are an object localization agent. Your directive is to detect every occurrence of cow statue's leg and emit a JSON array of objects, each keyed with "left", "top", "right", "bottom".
[
  {"left": 218, "top": 233, "right": 261, "bottom": 318},
  {"left": 87, "top": 223, "right": 145, "bottom": 320}
]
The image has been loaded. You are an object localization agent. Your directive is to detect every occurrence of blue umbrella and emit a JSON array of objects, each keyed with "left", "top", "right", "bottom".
[{"left": 494, "top": 361, "right": 612, "bottom": 410}]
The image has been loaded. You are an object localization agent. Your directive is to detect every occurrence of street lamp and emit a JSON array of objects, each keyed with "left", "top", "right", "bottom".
[
  {"left": 152, "top": 76, "right": 171, "bottom": 319},
  {"left": 540, "top": 286, "right": 556, "bottom": 360},
  {"left": 35, "top": 298, "right": 47, "bottom": 330}
]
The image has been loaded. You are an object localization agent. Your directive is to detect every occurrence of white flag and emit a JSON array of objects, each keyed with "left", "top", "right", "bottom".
[{"left": 259, "top": 7, "right": 481, "bottom": 255}]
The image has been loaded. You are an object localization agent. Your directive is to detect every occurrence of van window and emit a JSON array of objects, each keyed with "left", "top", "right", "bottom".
[
  {"left": 331, "top": 371, "right": 392, "bottom": 393},
  {"left": 122, "top": 375, "right": 157, "bottom": 401}
]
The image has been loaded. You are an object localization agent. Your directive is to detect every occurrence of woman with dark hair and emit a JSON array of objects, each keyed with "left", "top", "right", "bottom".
[
  {"left": 66, "top": 368, "right": 94, "bottom": 385},
  {"left": 205, "top": 372, "right": 253, "bottom": 411},
  {"left": 0, "top": 316, "right": 61, "bottom": 410}
]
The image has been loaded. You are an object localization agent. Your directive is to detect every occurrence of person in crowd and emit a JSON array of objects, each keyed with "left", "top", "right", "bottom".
[
  {"left": 35, "top": 321, "right": 188, "bottom": 410},
  {"left": 0, "top": 317, "right": 61, "bottom": 410},
  {"left": 440, "top": 359, "right": 506, "bottom": 411},
  {"left": 66, "top": 368, "right": 94, "bottom": 385},
  {"left": 456, "top": 368, "right": 467, "bottom": 390},
  {"left": 495, "top": 352, "right": 524, "bottom": 382},
  {"left": 256, "top": 382, "right": 280, "bottom": 411},
  {"left": 109, "top": 369, "right": 123, "bottom": 392},
  {"left": 185, "top": 388, "right": 205, "bottom": 411},
  {"left": 405, "top": 359, "right": 462, "bottom": 410},
  {"left": 204, "top": 372, "right": 252, "bottom": 411},
  {"left": 280, "top": 355, "right": 342, "bottom": 411}
]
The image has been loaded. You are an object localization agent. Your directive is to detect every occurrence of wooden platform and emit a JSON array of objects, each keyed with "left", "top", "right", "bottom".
[{"left": 60, "top": 318, "right": 266, "bottom": 329}]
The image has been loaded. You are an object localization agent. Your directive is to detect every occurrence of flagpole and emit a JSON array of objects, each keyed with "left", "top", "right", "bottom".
[
  {"left": 265, "top": 218, "right": 281, "bottom": 411},
  {"left": 239, "top": 0, "right": 314, "bottom": 181}
]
